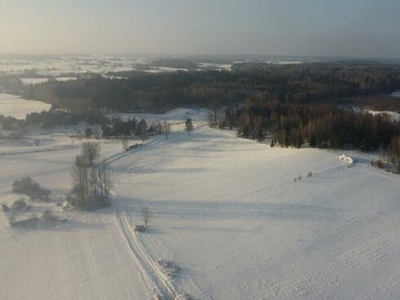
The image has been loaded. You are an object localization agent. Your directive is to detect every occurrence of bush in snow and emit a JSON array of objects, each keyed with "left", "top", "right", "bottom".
[
  {"left": 1, "top": 203, "right": 10, "bottom": 212},
  {"left": 42, "top": 209, "right": 59, "bottom": 223},
  {"left": 10, "top": 214, "right": 40, "bottom": 229},
  {"left": 156, "top": 260, "right": 181, "bottom": 278},
  {"left": 133, "top": 225, "right": 146, "bottom": 232},
  {"left": 371, "top": 159, "right": 385, "bottom": 169},
  {"left": 8, "top": 212, "right": 16, "bottom": 226},
  {"left": 12, "top": 177, "right": 51, "bottom": 201},
  {"left": 11, "top": 198, "right": 28, "bottom": 210},
  {"left": 8, "top": 131, "right": 24, "bottom": 141},
  {"left": 176, "top": 293, "right": 193, "bottom": 300},
  {"left": 294, "top": 175, "right": 302, "bottom": 182}
]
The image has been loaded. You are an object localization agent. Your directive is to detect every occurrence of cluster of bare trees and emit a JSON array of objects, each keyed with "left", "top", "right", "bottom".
[{"left": 68, "top": 142, "right": 113, "bottom": 210}]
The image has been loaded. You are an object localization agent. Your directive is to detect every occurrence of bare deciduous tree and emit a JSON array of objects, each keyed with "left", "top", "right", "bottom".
[
  {"left": 69, "top": 142, "right": 113, "bottom": 210},
  {"left": 163, "top": 120, "right": 170, "bottom": 140},
  {"left": 92, "top": 126, "right": 103, "bottom": 139},
  {"left": 121, "top": 137, "right": 129, "bottom": 150},
  {"left": 142, "top": 204, "right": 154, "bottom": 228},
  {"left": 185, "top": 118, "right": 193, "bottom": 135},
  {"left": 208, "top": 97, "right": 222, "bottom": 127},
  {"left": 82, "top": 142, "right": 100, "bottom": 165},
  {"left": 137, "top": 119, "right": 148, "bottom": 142},
  {"left": 77, "top": 130, "right": 83, "bottom": 140}
]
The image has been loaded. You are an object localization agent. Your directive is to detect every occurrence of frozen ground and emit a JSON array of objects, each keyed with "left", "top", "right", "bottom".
[
  {"left": 0, "top": 93, "right": 51, "bottom": 119},
  {"left": 1, "top": 112, "right": 400, "bottom": 299}
]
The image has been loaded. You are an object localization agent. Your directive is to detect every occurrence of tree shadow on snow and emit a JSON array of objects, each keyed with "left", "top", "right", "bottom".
[{"left": 118, "top": 196, "right": 340, "bottom": 224}]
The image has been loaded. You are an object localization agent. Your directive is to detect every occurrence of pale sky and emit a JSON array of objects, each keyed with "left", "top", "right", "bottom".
[{"left": 1, "top": 0, "right": 399, "bottom": 58}]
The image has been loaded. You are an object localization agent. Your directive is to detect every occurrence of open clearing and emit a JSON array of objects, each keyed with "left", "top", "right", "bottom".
[
  {"left": 2, "top": 116, "right": 400, "bottom": 299},
  {"left": 0, "top": 93, "right": 51, "bottom": 119}
]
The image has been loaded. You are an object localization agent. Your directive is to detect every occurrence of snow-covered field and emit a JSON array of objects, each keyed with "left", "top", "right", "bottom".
[
  {"left": 2, "top": 111, "right": 400, "bottom": 299},
  {"left": 0, "top": 93, "right": 51, "bottom": 119},
  {"left": 0, "top": 56, "right": 233, "bottom": 77},
  {"left": 0, "top": 56, "right": 139, "bottom": 76}
]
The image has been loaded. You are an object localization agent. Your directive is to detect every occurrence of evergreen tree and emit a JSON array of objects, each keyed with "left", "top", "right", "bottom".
[
  {"left": 137, "top": 119, "right": 148, "bottom": 142},
  {"left": 163, "top": 121, "right": 171, "bottom": 140},
  {"left": 85, "top": 127, "right": 93, "bottom": 139},
  {"left": 270, "top": 139, "right": 275, "bottom": 148},
  {"left": 185, "top": 118, "right": 194, "bottom": 135},
  {"left": 309, "top": 134, "right": 317, "bottom": 147}
]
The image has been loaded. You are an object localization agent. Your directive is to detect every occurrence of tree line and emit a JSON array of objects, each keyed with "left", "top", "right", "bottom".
[
  {"left": 4, "top": 62, "right": 400, "bottom": 157},
  {"left": 226, "top": 100, "right": 400, "bottom": 155},
  {"left": 20, "top": 62, "right": 400, "bottom": 114}
]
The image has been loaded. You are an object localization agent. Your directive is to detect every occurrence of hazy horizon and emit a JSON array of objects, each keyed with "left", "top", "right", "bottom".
[{"left": 1, "top": 0, "right": 400, "bottom": 58}]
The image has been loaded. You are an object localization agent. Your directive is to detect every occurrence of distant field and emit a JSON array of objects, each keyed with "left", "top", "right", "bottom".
[{"left": 0, "top": 93, "right": 51, "bottom": 119}]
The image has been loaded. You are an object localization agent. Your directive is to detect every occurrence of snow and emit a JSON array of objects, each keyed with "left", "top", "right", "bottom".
[
  {"left": 368, "top": 110, "right": 400, "bottom": 122},
  {"left": 20, "top": 78, "right": 49, "bottom": 85},
  {"left": 197, "top": 63, "right": 232, "bottom": 71},
  {"left": 265, "top": 60, "right": 304, "bottom": 65},
  {"left": 0, "top": 93, "right": 51, "bottom": 119},
  {"left": 0, "top": 56, "right": 138, "bottom": 76},
  {"left": 54, "top": 76, "right": 77, "bottom": 82},
  {"left": 0, "top": 55, "right": 233, "bottom": 77},
  {"left": 2, "top": 113, "right": 400, "bottom": 299},
  {"left": 339, "top": 154, "right": 354, "bottom": 164},
  {"left": 391, "top": 91, "right": 400, "bottom": 98},
  {"left": 146, "top": 67, "right": 188, "bottom": 73}
]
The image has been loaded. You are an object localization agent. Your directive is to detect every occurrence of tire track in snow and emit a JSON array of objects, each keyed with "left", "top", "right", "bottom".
[
  {"left": 113, "top": 197, "right": 176, "bottom": 299},
  {"left": 101, "top": 145, "right": 177, "bottom": 299},
  {"left": 109, "top": 152, "right": 181, "bottom": 298},
  {"left": 124, "top": 181, "right": 205, "bottom": 299},
  {"left": 109, "top": 126, "right": 212, "bottom": 299},
  {"left": 119, "top": 131, "right": 208, "bottom": 299}
]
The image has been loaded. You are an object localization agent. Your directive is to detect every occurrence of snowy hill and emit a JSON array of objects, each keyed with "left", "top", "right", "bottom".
[{"left": 1, "top": 119, "right": 400, "bottom": 299}]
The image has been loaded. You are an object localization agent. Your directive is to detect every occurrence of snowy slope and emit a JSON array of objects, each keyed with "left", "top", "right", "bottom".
[
  {"left": 1, "top": 119, "right": 400, "bottom": 299},
  {"left": 113, "top": 125, "right": 400, "bottom": 300}
]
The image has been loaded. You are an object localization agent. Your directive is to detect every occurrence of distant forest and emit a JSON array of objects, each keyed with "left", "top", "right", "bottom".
[
  {"left": 20, "top": 62, "right": 400, "bottom": 113},
  {"left": 4, "top": 62, "right": 400, "bottom": 154}
]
